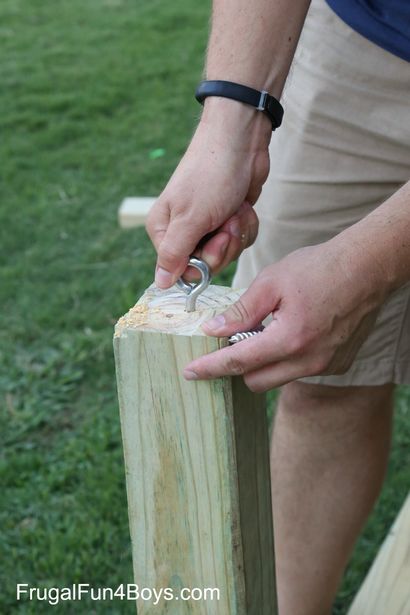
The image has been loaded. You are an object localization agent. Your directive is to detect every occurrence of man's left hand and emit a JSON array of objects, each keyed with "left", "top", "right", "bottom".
[{"left": 183, "top": 241, "right": 386, "bottom": 392}]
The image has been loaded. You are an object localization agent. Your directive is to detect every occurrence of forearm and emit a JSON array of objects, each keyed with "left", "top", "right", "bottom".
[
  {"left": 198, "top": 0, "right": 311, "bottom": 146},
  {"left": 148, "top": 0, "right": 312, "bottom": 284},
  {"left": 205, "top": 0, "right": 311, "bottom": 97},
  {"left": 334, "top": 181, "right": 410, "bottom": 298}
]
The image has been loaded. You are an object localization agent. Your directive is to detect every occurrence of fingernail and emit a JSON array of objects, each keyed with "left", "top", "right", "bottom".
[
  {"left": 155, "top": 267, "right": 173, "bottom": 288},
  {"left": 184, "top": 369, "right": 199, "bottom": 381},
  {"left": 228, "top": 219, "right": 241, "bottom": 238},
  {"left": 204, "top": 314, "right": 226, "bottom": 331}
]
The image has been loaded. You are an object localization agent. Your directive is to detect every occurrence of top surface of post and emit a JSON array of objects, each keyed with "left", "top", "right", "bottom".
[{"left": 114, "top": 283, "right": 243, "bottom": 337}]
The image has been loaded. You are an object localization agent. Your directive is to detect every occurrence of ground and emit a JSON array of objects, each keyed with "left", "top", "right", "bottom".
[{"left": 0, "top": 0, "right": 409, "bottom": 613}]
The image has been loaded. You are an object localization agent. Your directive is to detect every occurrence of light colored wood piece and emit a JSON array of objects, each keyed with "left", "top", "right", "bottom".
[
  {"left": 348, "top": 493, "right": 410, "bottom": 615},
  {"left": 118, "top": 197, "right": 156, "bottom": 228},
  {"left": 114, "top": 283, "right": 277, "bottom": 614}
]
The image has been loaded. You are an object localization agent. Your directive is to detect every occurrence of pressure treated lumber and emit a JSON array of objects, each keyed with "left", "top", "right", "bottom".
[
  {"left": 347, "top": 493, "right": 410, "bottom": 615},
  {"left": 118, "top": 196, "right": 155, "bottom": 228},
  {"left": 114, "top": 283, "right": 277, "bottom": 615}
]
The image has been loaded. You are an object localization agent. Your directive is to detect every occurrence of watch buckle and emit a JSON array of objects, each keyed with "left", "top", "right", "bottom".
[{"left": 257, "top": 90, "right": 268, "bottom": 111}]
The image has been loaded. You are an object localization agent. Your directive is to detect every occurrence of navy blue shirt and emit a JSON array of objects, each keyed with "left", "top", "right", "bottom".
[{"left": 326, "top": 0, "right": 410, "bottom": 62}]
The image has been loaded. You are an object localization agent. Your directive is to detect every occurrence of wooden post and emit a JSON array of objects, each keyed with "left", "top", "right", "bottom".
[{"left": 114, "top": 283, "right": 277, "bottom": 614}]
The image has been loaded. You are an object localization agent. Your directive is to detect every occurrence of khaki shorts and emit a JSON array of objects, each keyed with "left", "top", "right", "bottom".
[{"left": 233, "top": 0, "right": 410, "bottom": 386}]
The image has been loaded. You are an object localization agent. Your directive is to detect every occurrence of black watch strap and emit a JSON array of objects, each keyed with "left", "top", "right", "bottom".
[{"left": 195, "top": 80, "right": 284, "bottom": 131}]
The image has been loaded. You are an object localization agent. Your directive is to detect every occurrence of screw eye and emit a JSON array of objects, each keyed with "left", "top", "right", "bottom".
[{"left": 176, "top": 257, "right": 211, "bottom": 312}]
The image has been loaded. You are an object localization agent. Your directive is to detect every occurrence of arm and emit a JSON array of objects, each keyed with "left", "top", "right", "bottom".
[
  {"left": 339, "top": 181, "right": 410, "bottom": 294},
  {"left": 184, "top": 182, "right": 410, "bottom": 391},
  {"left": 146, "top": 0, "right": 311, "bottom": 288},
  {"left": 205, "top": 0, "right": 310, "bottom": 96}
]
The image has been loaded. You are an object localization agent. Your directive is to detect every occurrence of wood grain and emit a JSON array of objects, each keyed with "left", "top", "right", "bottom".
[
  {"left": 114, "top": 283, "right": 277, "bottom": 614},
  {"left": 348, "top": 493, "right": 410, "bottom": 615}
]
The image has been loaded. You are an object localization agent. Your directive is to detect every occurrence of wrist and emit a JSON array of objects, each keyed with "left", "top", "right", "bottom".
[
  {"left": 196, "top": 80, "right": 283, "bottom": 131},
  {"left": 345, "top": 182, "right": 410, "bottom": 294},
  {"left": 327, "top": 231, "right": 392, "bottom": 310},
  {"left": 198, "top": 97, "right": 272, "bottom": 150}
]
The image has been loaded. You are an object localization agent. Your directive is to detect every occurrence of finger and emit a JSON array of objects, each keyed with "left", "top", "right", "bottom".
[
  {"left": 243, "top": 359, "right": 310, "bottom": 393},
  {"left": 210, "top": 203, "right": 259, "bottom": 273},
  {"left": 220, "top": 201, "right": 259, "bottom": 246},
  {"left": 183, "top": 231, "right": 231, "bottom": 282},
  {"left": 187, "top": 202, "right": 258, "bottom": 277},
  {"left": 201, "top": 271, "right": 279, "bottom": 336},
  {"left": 212, "top": 235, "right": 243, "bottom": 273},
  {"left": 199, "top": 232, "right": 241, "bottom": 276},
  {"left": 246, "top": 183, "right": 263, "bottom": 206},
  {"left": 154, "top": 214, "right": 210, "bottom": 288},
  {"left": 183, "top": 325, "right": 288, "bottom": 380},
  {"left": 146, "top": 200, "right": 182, "bottom": 287}
]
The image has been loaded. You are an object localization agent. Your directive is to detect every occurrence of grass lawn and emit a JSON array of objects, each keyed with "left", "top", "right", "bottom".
[{"left": 0, "top": 0, "right": 409, "bottom": 613}]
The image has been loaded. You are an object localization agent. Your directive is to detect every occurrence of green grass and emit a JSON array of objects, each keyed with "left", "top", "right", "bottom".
[{"left": 0, "top": 0, "right": 408, "bottom": 613}]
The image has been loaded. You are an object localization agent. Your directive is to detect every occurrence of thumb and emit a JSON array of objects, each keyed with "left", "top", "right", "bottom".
[
  {"left": 202, "top": 273, "right": 279, "bottom": 336},
  {"left": 155, "top": 216, "right": 207, "bottom": 288}
]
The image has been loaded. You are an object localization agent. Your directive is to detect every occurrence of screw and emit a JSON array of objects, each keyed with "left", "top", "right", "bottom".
[{"left": 228, "top": 326, "right": 265, "bottom": 344}]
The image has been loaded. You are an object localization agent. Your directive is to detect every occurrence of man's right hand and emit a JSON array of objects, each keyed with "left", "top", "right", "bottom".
[{"left": 146, "top": 98, "right": 272, "bottom": 288}]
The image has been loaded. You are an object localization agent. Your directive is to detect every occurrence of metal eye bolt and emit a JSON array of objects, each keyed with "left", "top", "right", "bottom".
[{"left": 176, "top": 257, "right": 211, "bottom": 312}]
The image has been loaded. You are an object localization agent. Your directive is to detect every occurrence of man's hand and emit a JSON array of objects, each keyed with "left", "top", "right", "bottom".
[
  {"left": 145, "top": 0, "right": 313, "bottom": 289},
  {"left": 183, "top": 240, "right": 387, "bottom": 392},
  {"left": 146, "top": 99, "right": 271, "bottom": 288}
]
